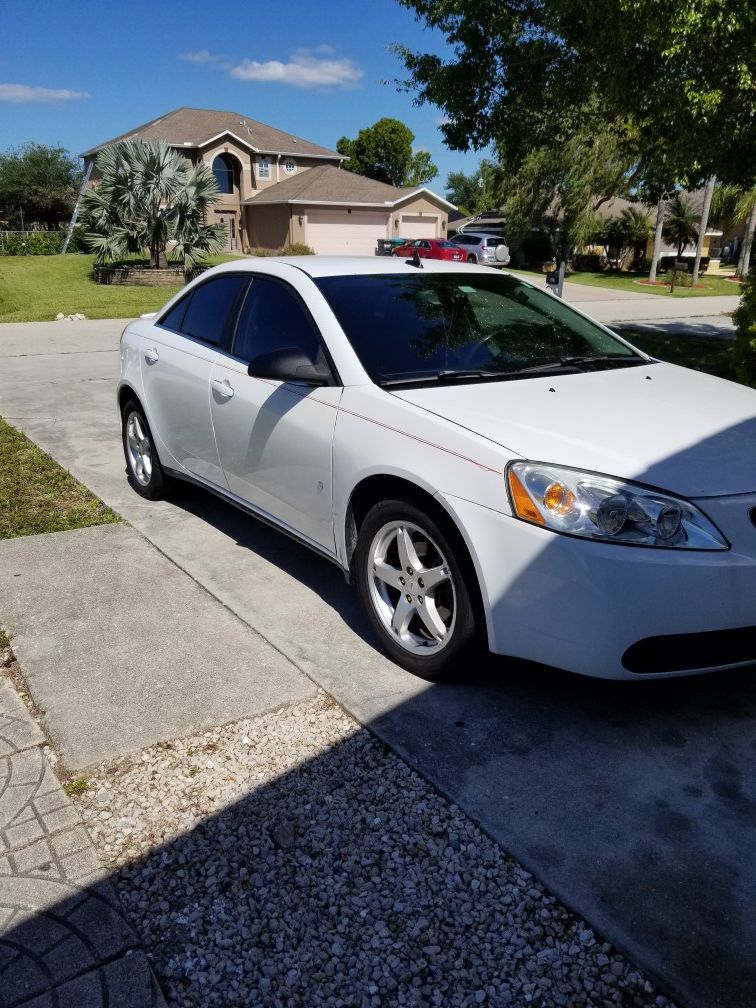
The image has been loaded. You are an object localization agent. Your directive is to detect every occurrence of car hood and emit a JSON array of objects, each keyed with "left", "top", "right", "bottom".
[{"left": 390, "top": 362, "right": 756, "bottom": 498}]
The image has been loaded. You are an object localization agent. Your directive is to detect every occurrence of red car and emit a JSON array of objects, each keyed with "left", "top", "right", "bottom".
[{"left": 392, "top": 238, "right": 465, "bottom": 262}]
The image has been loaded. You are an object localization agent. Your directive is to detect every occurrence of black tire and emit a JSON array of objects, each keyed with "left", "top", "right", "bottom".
[
  {"left": 466, "top": 254, "right": 477, "bottom": 264},
  {"left": 353, "top": 499, "right": 478, "bottom": 681},
  {"left": 121, "top": 400, "right": 168, "bottom": 500}
]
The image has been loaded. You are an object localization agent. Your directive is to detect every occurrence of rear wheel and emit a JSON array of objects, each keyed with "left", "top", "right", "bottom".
[
  {"left": 121, "top": 400, "right": 168, "bottom": 500},
  {"left": 467, "top": 254, "right": 477, "bottom": 264},
  {"left": 354, "top": 500, "right": 478, "bottom": 680}
]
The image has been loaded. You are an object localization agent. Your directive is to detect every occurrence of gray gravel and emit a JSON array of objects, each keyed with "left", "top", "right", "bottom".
[{"left": 73, "top": 692, "right": 676, "bottom": 1008}]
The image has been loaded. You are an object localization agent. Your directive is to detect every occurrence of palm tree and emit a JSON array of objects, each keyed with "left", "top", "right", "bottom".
[
  {"left": 620, "top": 206, "right": 653, "bottom": 266},
  {"left": 81, "top": 140, "right": 226, "bottom": 272},
  {"left": 662, "top": 195, "right": 699, "bottom": 259},
  {"left": 734, "top": 187, "right": 756, "bottom": 278}
]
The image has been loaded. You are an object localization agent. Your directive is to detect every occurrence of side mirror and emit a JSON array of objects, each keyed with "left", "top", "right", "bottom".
[{"left": 247, "top": 346, "right": 331, "bottom": 386}]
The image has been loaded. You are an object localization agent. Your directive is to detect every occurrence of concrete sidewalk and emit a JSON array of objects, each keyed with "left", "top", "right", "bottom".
[{"left": 0, "top": 667, "right": 166, "bottom": 1007}]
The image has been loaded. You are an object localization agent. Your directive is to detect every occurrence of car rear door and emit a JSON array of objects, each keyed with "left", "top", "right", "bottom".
[{"left": 140, "top": 274, "right": 249, "bottom": 487}]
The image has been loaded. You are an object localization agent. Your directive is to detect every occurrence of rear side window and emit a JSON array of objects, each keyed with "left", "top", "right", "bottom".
[
  {"left": 181, "top": 275, "right": 249, "bottom": 347},
  {"left": 159, "top": 295, "right": 190, "bottom": 333},
  {"left": 485, "top": 237, "right": 504, "bottom": 247},
  {"left": 158, "top": 276, "right": 249, "bottom": 345}
]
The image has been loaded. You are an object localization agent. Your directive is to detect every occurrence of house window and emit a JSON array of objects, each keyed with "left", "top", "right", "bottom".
[
  {"left": 212, "top": 154, "right": 235, "bottom": 194},
  {"left": 257, "top": 158, "right": 270, "bottom": 180},
  {"left": 284, "top": 158, "right": 297, "bottom": 175}
]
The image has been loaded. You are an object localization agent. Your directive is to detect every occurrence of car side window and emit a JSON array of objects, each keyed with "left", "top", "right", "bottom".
[
  {"left": 179, "top": 275, "right": 250, "bottom": 348},
  {"left": 158, "top": 294, "right": 191, "bottom": 333},
  {"left": 232, "top": 276, "right": 323, "bottom": 365}
]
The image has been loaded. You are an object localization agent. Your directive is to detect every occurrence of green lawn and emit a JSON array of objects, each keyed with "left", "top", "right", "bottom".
[
  {"left": 618, "top": 328, "right": 736, "bottom": 382},
  {"left": 0, "top": 253, "right": 239, "bottom": 323},
  {"left": 0, "top": 416, "right": 120, "bottom": 538},
  {"left": 508, "top": 267, "right": 742, "bottom": 297}
]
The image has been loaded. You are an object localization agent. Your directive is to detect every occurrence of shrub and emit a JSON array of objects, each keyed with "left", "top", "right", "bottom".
[
  {"left": 667, "top": 269, "right": 693, "bottom": 289},
  {"left": 0, "top": 230, "right": 64, "bottom": 255},
  {"left": 573, "top": 253, "right": 604, "bottom": 272},
  {"left": 279, "top": 243, "right": 315, "bottom": 256},
  {"left": 65, "top": 224, "right": 88, "bottom": 253},
  {"left": 246, "top": 244, "right": 316, "bottom": 257},
  {"left": 733, "top": 270, "right": 756, "bottom": 387}
]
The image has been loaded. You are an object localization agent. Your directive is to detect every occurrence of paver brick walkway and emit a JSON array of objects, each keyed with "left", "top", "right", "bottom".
[{"left": 0, "top": 675, "right": 165, "bottom": 1008}]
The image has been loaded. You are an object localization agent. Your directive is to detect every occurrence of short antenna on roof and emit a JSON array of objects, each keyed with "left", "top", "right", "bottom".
[{"left": 406, "top": 250, "right": 424, "bottom": 269}]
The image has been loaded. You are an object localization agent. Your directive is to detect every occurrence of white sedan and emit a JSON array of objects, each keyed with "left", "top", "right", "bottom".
[{"left": 118, "top": 257, "right": 756, "bottom": 680}]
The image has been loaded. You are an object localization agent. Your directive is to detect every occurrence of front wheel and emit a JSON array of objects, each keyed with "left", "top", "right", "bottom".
[{"left": 354, "top": 500, "right": 478, "bottom": 680}]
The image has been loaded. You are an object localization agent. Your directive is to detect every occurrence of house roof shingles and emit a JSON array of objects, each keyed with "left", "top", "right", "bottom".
[
  {"left": 243, "top": 165, "right": 454, "bottom": 209},
  {"left": 83, "top": 107, "right": 342, "bottom": 160}
]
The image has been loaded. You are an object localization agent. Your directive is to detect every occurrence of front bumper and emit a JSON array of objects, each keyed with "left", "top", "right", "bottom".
[{"left": 441, "top": 491, "right": 756, "bottom": 680}]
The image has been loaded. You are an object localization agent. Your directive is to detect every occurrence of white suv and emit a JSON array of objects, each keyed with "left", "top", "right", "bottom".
[{"left": 451, "top": 232, "right": 510, "bottom": 266}]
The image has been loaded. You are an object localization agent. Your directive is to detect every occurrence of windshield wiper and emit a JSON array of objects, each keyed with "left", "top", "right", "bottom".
[
  {"left": 512, "top": 354, "right": 650, "bottom": 375},
  {"left": 376, "top": 369, "right": 502, "bottom": 387}
]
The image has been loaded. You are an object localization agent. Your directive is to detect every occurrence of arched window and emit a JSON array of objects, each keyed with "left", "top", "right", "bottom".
[{"left": 212, "top": 154, "right": 235, "bottom": 194}]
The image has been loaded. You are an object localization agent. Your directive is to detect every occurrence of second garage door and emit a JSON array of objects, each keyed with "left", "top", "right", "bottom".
[
  {"left": 398, "top": 214, "right": 439, "bottom": 240},
  {"left": 306, "top": 210, "right": 389, "bottom": 256}
]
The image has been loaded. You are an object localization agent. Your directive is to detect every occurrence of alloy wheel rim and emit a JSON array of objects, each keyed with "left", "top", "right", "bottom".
[
  {"left": 368, "top": 520, "right": 456, "bottom": 655},
  {"left": 125, "top": 412, "right": 153, "bottom": 487}
]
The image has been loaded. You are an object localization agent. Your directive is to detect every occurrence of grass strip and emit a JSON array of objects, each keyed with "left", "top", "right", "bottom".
[
  {"left": 0, "top": 416, "right": 120, "bottom": 539},
  {"left": 508, "top": 267, "right": 741, "bottom": 297}
]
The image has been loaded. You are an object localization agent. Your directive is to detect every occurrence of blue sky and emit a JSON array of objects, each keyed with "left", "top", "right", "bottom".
[{"left": 0, "top": 0, "right": 488, "bottom": 193}]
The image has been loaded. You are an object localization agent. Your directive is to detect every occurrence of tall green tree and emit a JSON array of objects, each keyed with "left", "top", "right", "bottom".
[
  {"left": 395, "top": 0, "right": 756, "bottom": 187},
  {"left": 0, "top": 143, "right": 82, "bottom": 229},
  {"left": 336, "top": 118, "right": 438, "bottom": 187},
  {"left": 81, "top": 140, "right": 226, "bottom": 271},
  {"left": 445, "top": 159, "right": 497, "bottom": 214},
  {"left": 494, "top": 111, "right": 638, "bottom": 260}
]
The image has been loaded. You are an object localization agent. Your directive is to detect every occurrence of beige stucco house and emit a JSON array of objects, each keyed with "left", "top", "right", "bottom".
[{"left": 83, "top": 107, "right": 454, "bottom": 255}]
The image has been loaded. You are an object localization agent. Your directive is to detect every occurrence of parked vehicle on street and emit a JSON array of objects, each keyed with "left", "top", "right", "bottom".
[
  {"left": 119, "top": 257, "right": 756, "bottom": 682},
  {"left": 391, "top": 238, "right": 465, "bottom": 262},
  {"left": 451, "top": 231, "right": 510, "bottom": 266}
]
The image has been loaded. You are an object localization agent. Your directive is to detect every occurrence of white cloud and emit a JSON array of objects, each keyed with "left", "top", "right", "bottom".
[
  {"left": 179, "top": 50, "right": 222, "bottom": 64},
  {"left": 0, "top": 83, "right": 88, "bottom": 103},
  {"left": 230, "top": 49, "right": 362, "bottom": 89}
]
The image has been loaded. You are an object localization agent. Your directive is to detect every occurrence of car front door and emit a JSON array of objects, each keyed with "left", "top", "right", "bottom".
[
  {"left": 140, "top": 274, "right": 249, "bottom": 487},
  {"left": 209, "top": 275, "right": 341, "bottom": 554}
]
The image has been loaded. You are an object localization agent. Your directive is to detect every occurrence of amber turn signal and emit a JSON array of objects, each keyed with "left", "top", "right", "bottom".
[{"left": 507, "top": 469, "right": 545, "bottom": 525}]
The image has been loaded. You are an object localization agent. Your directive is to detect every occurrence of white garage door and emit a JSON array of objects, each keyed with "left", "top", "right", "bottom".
[
  {"left": 399, "top": 214, "right": 438, "bottom": 239},
  {"left": 307, "top": 210, "right": 389, "bottom": 256}
]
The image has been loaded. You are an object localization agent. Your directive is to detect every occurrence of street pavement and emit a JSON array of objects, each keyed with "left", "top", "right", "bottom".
[{"left": 0, "top": 307, "right": 754, "bottom": 1008}]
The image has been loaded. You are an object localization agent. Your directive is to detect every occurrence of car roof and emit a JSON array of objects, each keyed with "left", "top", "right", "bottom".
[
  {"left": 455, "top": 232, "right": 505, "bottom": 241},
  {"left": 208, "top": 256, "right": 496, "bottom": 279}
]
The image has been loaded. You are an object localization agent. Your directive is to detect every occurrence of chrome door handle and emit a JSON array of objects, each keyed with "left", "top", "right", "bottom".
[
  {"left": 211, "top": 378, "right": 235, "bottom": 399},
  {"left": 144, "top": 348, "right": 159, "bottom": 364}
]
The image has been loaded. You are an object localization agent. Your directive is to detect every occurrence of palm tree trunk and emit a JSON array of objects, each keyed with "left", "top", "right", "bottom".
[
  {"left": 649, "top": 198, "right": 665, "bottom": 282},
  {"left": 737, "top": 202, "right": 756, "bottom": 278},
  {"left": 692, "top": 176, "right": 716, "bottom": 286}
]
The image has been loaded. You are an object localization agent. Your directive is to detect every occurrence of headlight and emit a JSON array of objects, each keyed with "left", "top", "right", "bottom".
[{"left": 506, "top": 462, "right": 728, "bottom": 550}]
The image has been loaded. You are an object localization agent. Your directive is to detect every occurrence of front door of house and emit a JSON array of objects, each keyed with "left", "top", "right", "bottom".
[{"left": 216, "top": 212, "right": 237, "bottom": 251}]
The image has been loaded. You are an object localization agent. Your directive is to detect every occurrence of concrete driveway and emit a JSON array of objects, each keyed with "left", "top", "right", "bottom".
[{"left": 1, "top": 319, "right": 755, "bottom": 1008}]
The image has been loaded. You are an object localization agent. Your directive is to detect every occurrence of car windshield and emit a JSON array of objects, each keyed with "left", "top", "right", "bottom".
[{"left": 315, "top": 272, "right": 647, "bottom": 385}]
